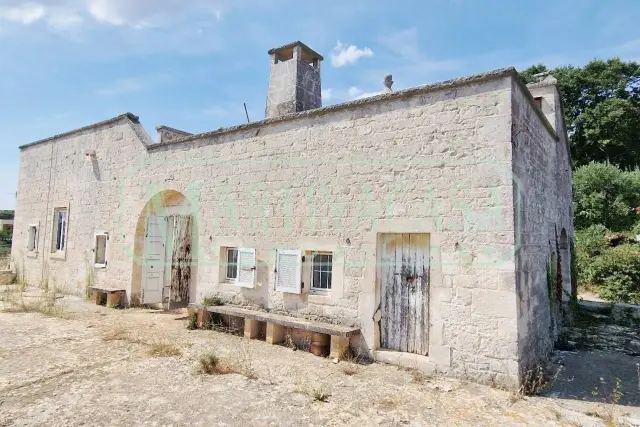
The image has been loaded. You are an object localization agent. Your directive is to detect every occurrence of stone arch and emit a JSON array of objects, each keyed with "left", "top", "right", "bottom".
[{"left": 130, "top": 190, "right": 199, "bottom": 307}]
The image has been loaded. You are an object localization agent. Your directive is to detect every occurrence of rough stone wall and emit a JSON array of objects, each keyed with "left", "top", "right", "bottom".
[
  {"left": 157, "top": 127, "right": 192, "bottom": 144},
  {"left": 510, "top": 79, "right": 574, "bottom": 379},
  {"left": 265, "top": 57, "right": 321, "bottom": 118},
  {"left": 12, "top": 119, "right": 151, "bottom": 294},
  {"left": 14, "top": 74, "right": 524, "bottom": 386}
]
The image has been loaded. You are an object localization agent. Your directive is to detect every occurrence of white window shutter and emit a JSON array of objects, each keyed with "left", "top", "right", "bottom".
[
  {"left": 235, "top": 247, "right": 256, "bottom": 288},
  {"left": 275, "top": 249, "right": 302, "bottom": 294}
]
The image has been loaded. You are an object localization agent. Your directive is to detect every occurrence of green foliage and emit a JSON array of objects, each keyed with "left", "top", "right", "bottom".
[
  {"left": 518, "top": 63, "right": 549, "bottom": 84},
  {"left": 0, "top": 210, "right": 14, "bottom": 220},
  {"left": 576, "top": 225, "right": 610, "bottom": 258},
  {"left": 573, "top": 163, "right": 640, "bottom": 231},
  {"left": 520, "top": 59, "right": 640, "bottom": 170},
  {"left": 0, "top": 228, "right": 12, "bottom": 256},
  {"left": 585, "top": 245, "right": 640, "bottom": 304},
  {"left": 203, "top": 295, "right": 223, "bottom": 306},
  {"left": 187, "top": 311, "right": 198, "bottom": 330}
]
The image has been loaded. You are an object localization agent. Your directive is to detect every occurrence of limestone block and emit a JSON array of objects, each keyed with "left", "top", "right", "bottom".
[
  {"left": 244, "top": 319, "right": 260, "bottom": 339},
  {"left": 329, "top": 335, "right": 349, "bottom": 359},
  {"left": 106, "top": 292, "right": 121, "bottom": 308},
  {"left": 92, "top": 290, "right": 102, "bottom": 306},
  {"left": 197, "top": 310, "right": 212, "bottom": 329},
  {"left": 429, "top": 345, "right": 452, "bottom": 367},
  {"left": 471, "top": 289, "right": 517, "bottom": 318},
  {"left": 266, "top": 322, "right": 285, "bottom": 345}
]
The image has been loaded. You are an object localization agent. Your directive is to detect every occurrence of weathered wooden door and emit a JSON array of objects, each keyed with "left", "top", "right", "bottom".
[
  {"left": 379, "top": 233, "right": 430, "bottom": 355},
  {"left": 142, "top": 215, "right": 167, "bottom": 304}
]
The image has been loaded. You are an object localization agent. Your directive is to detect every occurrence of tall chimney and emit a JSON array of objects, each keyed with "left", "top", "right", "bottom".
[{"left": 265, "top": 41, "right": 323, "bottom": 118}]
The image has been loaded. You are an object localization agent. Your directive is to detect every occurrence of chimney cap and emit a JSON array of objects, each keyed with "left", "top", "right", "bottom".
[{"left": 268, "top": 41, "right": 324, "bottom": 61}]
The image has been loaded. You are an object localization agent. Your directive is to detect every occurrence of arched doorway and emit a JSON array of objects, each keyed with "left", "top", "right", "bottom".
[{"left": 131, "top": 190, "right": 197, "bottom": 308}]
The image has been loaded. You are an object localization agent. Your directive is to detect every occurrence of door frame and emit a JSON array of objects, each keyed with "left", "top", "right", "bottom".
[
  {"left": 365, "top": 219, "right": 444, "bottom": 356},
  {"left": 142, "top": 214, "right": 168, "bottom": 305},
  {"left": 377, "top": 232, "right": 430, "bottom": 355}
]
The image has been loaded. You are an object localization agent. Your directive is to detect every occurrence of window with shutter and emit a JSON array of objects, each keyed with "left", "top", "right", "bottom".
[
  {"left": 275, "top": 249, "right": 302, "bottom": 294},
  {"left": 94, "top": 232, "right": 109, "bottom": 268},
  {"left": 235, "top": 247, "right": 256, "bottom": 288}
]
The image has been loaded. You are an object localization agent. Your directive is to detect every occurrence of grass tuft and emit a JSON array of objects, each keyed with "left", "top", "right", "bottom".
[
  {"left": 197, "top": 352, "right": 238, "bottom": 375},
  {"left": 311, "top": 388, "right": 330, "bottom": 402},
  {"left": 148, "top": 341, "right": 181, "bottom": 357}
]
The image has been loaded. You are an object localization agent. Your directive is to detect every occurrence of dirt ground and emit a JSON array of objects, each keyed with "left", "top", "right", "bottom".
[{"left": 0, "top": 287, "right": 638, "bottom": 427}]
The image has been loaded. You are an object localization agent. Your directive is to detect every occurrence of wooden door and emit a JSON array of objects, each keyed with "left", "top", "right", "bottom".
[
  {"left": 142, "top": 215, "right": 167, "bottom": 304},
  {"left": 379, "top": 233, "right": 430, "bottom": 355}
]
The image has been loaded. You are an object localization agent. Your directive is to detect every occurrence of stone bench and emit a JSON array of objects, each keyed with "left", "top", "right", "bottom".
[
  {"left": 89, "top": 286, "right": 125, "bottom": 308},
  {"left": 188, "top": 303, "right": 359, "bottom": 359}
]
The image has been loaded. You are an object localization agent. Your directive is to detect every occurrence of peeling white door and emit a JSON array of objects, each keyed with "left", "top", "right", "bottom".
[
  {"left": 379, "top": 233, "right": 430, "bottom": 355},
  {"left": 142, "top": 215, "right": 167, "bottom": 304}
]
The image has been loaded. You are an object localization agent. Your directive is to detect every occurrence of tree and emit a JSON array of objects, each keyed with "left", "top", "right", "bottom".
[
  {"left": 0, "top": 210, "right": 14, "bottom": 220},
  {"left": 573, "top": 162, "right": 640, "bottom": 231},
  {"left": 521, "top": 59, "right": 640, "bottom": 170}
]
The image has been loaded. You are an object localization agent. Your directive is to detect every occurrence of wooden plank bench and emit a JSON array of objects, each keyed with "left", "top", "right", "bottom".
[
  {"left": 89, "top": 286, "right": 125, "bottom": 308},
  {"left": 188, "top": 303, "right": 359, "bottom": 359}
]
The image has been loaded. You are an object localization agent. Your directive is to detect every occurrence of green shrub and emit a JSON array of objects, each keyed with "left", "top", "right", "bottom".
[
  {"left": 203, "top": 295, "right": 223, "bottom": 306},
  {"left": 576, "top": 225, "right": 610, "bottom": 258},
  {"left": 587, "top": 245, "right": 640, "bottom": 304},
  {"left": 573, "top": 163, "right": 640, "bottom": 231}
]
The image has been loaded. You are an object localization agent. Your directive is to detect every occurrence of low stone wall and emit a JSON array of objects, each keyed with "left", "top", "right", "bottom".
[{"left": 578, "top": 300, "right": 640, "bottom": 327}]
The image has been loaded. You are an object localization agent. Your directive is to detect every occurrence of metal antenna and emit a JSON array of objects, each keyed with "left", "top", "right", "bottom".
[{"left": 243, "top": 103, "right": 251, "bottom": 123}]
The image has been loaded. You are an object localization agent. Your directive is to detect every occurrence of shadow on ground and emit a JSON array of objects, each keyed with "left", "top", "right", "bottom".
[{"left": 546, "top": 308, "right": 640, "bottom": 407}]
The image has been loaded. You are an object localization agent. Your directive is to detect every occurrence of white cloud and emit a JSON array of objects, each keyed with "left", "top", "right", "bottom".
[
  {"left": 47, "top": 11, "right": 83, "bottom": 30},
  {"left": 347, "top": 86, "right": 382, "bottom": 100},
  {"left": 87, "top": 0, "right": 223, "bottom": 28},
  {"left": 0, "top": 0, "right": 225, "bottom": 28},
  {"left": 321, "top": 88, "right": 333, "bottom": 101},
  {"left": 0, "top": 3, "right": 45, "bottom": 24},
  {"left": 331, "top": 41, "right": 374, "bottom": 68}
]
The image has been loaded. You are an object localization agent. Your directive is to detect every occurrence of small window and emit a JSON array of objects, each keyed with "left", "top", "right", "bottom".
[
  {"left": 225, "top": 247, "right": 238, "bottom": 280},
  {"left": 94, "top": 232, "right": 108, "bottom": 268},
  {"left": 27, "top": 225, "right": 38, "bottom": 252},
  {"left": 51, "top": 207, "right": 68, "bottom": 252},
  {"left": 311, "top": 252, "right": 332, "bottom": 293},
  {"left": 534, "top": 96, "right": 543, "bottom": 108}
]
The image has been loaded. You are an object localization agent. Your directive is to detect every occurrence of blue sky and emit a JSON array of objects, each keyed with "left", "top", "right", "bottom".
[{"left": 0, "top": 0, "right": 638, "bottom": 209}]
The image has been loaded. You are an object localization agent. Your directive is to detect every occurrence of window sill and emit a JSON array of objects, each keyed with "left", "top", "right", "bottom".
[
  {"left": 26, "top": 252, "right": 38, "bottom": 259},
  {"left": 49, "top": 251, "right": 66, "bottom": 261},
  {"left": 307, "top": 292, "right": 333, "bottom": 304}
]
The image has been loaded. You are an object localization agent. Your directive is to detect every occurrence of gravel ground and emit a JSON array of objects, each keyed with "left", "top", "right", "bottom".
[{"left": 0, "top": 286, "right": 638, "bottom": 427}]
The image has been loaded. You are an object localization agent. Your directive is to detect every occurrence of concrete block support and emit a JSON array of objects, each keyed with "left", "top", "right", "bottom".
[
  {"left": 244, "top": 319, "right": 260, "bottom": 339},
  {"left": 330, "top": 336, "right": 350, "bottom": 359},
  {"left": 266, "top": 322, "right": 285, "bottom": 344},
  {"left": 92, "top": 290, "right": 101, "bottom": 306},
  {"left": 106, "top": 292, "right": 121, "bottom": 308},
  {"left": 197, "top": 310, "right": 212, "bottom": 328}
]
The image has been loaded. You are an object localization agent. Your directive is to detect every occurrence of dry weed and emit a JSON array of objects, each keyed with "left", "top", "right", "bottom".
[
  {"left": 1, "top": 287, "right": 69, "bottom": 319},
  {"left": 197, "top": 353, "right": 235, "bottom": 375},
  {"left": 377, "top": 395, "right": 401, "bottom": 410},
  {"left": 148, "top": 341, "right": 181, "bottom": 357}
]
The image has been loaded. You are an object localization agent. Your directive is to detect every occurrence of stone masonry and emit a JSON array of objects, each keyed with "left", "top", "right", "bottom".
[{"left": 11, "top": 42, "right": 574, "bottom": 389}]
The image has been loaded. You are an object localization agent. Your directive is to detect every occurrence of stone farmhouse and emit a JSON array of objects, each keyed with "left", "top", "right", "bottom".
[{"left": 12, "top": 41, "right": 574, "bottom": 388}]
